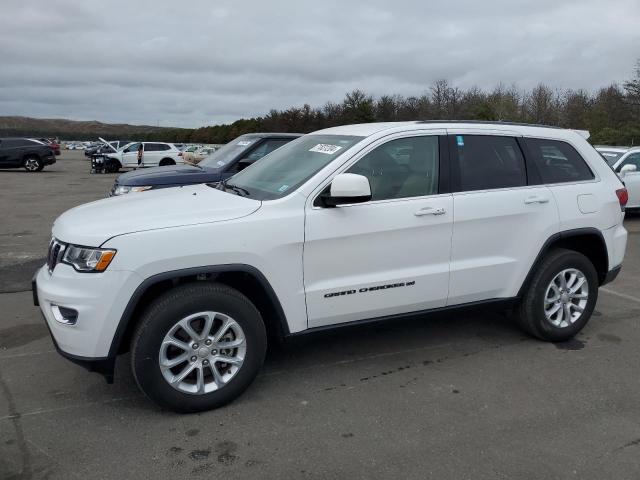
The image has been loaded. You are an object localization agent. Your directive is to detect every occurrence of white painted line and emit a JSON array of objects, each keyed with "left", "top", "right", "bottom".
[{"left": 600, "top": 287, "right": 640, "bottom": 304}]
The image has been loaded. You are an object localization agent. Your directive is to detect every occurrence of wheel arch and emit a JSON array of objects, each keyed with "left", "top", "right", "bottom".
[
  {"left": 108, "top": 264, "right": 290, "bottom": 359},
  {"left": 518, "top": 228, "right": 609, "bottom": 298}
]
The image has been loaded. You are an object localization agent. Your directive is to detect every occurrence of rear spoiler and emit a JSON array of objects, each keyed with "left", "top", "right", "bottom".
[{"left": 573, "top": 130, "right": 590, "bottom": 140}]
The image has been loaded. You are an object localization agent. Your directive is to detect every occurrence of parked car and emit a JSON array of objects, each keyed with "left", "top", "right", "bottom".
[
  {"left": 109, "top": 133, "right": 300, "bottom": 195},
  {"left": 37, "top": 138, "right": 61, "bottom": 156},
  {"left": 0, "top": 138, "right": 56, "bottom": 171},
  {"left": 602, "top": 147, "right": 640, "bottom": 210},
  {"left": 34, "top": 121, "right": 628, "bottom": 412},
  {"left": 97, "top": 141, "right": 184, "bottom": 171},
  {"left": 596, "top": 146, "right": 629, "bottom": 166},
  {"left": 181, "top": 146, "right": 218, "bottom": 165}
]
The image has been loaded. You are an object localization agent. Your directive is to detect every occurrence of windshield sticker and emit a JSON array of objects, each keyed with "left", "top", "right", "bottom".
[
  {"left": 456, "top": 135, "right": 464, "bottom": 147},
  {"left": 278, "top": 184, "right": 289, "bottom": 192},
  {"left": 309, "top": 144, "right": 342, "bottom": 155},
  {"left": 237, "top": 141, "right": 253, "bottom": 146},
  {"left": 216, "top": 160, "right": 226, "bottom": 166}
]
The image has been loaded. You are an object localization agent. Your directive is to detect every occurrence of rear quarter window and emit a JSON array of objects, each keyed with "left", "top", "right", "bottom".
[{"left": 524, "top": 138, "right": 594, "bottom": 184}]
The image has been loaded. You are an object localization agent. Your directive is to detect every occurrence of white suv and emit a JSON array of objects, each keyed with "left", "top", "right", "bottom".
[
  {"left": 33, "top": 122, "right": 628, "bottom": 412},
  {"left": 104, "top": 141, "right": 183, "bottom": 169},
  {"left": 597, "top": 146, "right": 640, "bottom": 210}
]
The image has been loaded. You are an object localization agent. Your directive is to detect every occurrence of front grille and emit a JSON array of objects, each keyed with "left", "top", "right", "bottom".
[{"left": 47, "top": 239, "right": 65, "bottom": 273}]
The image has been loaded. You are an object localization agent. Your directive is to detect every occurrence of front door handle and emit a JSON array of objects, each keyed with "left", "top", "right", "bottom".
[
  {"left": 414, "top": 207, "right": 446, "bottom": 216},
  {"left": 524, "top": 196, "right": 550, "bottom": 205}
]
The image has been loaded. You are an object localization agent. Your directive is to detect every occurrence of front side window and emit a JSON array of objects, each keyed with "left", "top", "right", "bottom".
[
  {"left": 617, "top": 152, "right": 640, "bottom": 172},
  {"left": 525, "top": 138, "right": 594, "bottom": 184},
  {"left": 124, "top": 143, "right": 140, "bottom": 153},
  {"left": 346, "top": 136, "right": 439, "bottom": 201},
  {"left": 224, "top": 135, "right": 363, "bottom": 200},
  {"left": 453, "top": 135, "right": 526, "bottom": 192}
]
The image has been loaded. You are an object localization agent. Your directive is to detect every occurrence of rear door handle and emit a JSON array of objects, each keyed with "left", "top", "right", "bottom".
[
  {"left": 524, "top": 196, "right": 550, "bottom": 205},
  {"left": 414, "top": 207, "right": 446, "bottom": 216}
]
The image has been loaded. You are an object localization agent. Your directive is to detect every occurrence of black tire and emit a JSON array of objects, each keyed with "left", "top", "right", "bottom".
[
  {"left": 131, "top": 282, "right": 267, "bottom": 413},
  {"left": 23, "top": 156, "right": 43, "bottom": 172},
  {"left": 515, "top": 248, "right": 598, "bottom": 342},
  {"left": 105, "top": 160, "right": 121, "bottom": 173},
  {"left": 159, "top": 158, "right": 175, "bottom": 166}
]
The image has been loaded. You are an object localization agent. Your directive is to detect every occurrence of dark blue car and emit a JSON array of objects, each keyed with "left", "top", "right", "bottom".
[{"left": 109, "top": 133, "right": 301, "bottom": 196}]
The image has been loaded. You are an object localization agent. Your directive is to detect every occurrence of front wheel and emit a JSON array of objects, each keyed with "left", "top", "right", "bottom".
[
  {"left": 131, "top": 283, "right": 267, "bottom": 413},
  {"left": 515, "top": 248, "right": 598, "bottom": 342}
]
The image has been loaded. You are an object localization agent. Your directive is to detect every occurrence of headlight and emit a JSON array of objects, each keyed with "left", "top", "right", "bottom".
[
  {"left": 113, "top": 185, "right": 152, "bottom": 196},
  {"left": 62, "top": 245, "right": 117, "bottom": 272}
]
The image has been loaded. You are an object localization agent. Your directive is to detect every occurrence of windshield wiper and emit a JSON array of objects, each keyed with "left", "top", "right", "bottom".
[{"left": 219, "top": 179, "right": 250, "bottom": 197}]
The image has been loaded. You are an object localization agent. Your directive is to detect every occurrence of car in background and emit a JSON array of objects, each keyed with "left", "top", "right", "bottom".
[
  {"left": 595, "top": 146, "right": 629, "bottom": 166},
  {"left": 99, "top": 141, "right": 184, "bottom": 171},
  {"left": 604, "top": 147, "right": 640, "bottom": 211},
  {"left": 110, "top": 133, "right": 300, "bottom": 195},
  {"left": 37, "top": 138, "right": 61, "bottom": 156},
  {"left": 181, "top": 146, "right": 217, "bottom": 165},
  {"left": 0, "top": 138, "right": 56, "bottom": 172}
]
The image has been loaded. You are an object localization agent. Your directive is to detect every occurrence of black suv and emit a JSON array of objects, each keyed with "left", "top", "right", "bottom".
[
  {"left": 110, "top": 133, "right": 301, "bottom": 195},
  {"left": 0, "top": 138, "right": 56, "bottom": 172}
]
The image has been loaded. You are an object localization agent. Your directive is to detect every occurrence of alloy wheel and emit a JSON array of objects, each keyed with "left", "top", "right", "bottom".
[
  {"left": 544, "top": 268, "right": 589, "bottom": 328},
  {"left": 159, "top": 311, "right": 246, "bottom": 395}
]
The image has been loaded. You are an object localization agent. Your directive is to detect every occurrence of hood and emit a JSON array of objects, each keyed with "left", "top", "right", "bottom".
[
  {"left": 52, "top": 184, "right": 261, "bottom": 246},
  {"left": 116, "top": 165, "right": 219, "bottom": 186}
]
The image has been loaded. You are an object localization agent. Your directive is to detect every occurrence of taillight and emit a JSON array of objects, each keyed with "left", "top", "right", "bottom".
[
  {"left": 178, "top": 152, "right": 183, "bottom": 156},
  {"left": 616, "top": 188, "right": 628, "bottom": 211}
]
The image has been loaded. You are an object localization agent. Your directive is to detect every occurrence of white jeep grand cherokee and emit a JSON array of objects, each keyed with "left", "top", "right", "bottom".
[{"left": 34, "top": 121, "right": 628, "bottom": 412}]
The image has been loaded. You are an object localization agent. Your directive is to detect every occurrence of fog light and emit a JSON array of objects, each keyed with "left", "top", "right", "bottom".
[{"left": 51, "top": 305, "right": 78, "bottom": 325}]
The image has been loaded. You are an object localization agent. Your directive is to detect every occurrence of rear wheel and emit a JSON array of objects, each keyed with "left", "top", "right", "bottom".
[
  {"left": 23, "top": 156, "right": 43, "bottom": 172},
  {"left": 131, "top": 283, "right": 267, "bottom": 413},
  {"left": 516, "top": 248, "right": 598, "bottom": 341},
  {"left": 159, "top": 158, "right": 175, "bottom": 166}
]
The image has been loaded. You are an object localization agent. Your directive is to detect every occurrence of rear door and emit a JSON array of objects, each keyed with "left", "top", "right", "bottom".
[
  {"left": 447, "top": 131, "right": 559, "bottom": 305},
  {"left": 142, "top": 143, "right": 161, "bottom": 166}
]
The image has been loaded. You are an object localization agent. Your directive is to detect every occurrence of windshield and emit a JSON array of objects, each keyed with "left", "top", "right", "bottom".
[
  {"left": 199, "top": 135, "right": 259, "bottom": 169},
  {"left": 223, "top": 134, "right": 363, "bottom": 200},
  {"left": 598, "top": 150, "right": 624, "bottom": 166}
]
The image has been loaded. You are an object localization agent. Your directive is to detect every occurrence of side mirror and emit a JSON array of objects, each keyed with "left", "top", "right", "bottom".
[
  {"left": 321, "top": 173, "right": 371, "bottom": 207},
  {"left": 619, "top": 164, "right": 637, "bottom": 176}
]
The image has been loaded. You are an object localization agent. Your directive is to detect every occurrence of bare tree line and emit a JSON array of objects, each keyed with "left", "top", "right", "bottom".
[{"left": 149, "top": 59, "right": 640, "bottom": 146}]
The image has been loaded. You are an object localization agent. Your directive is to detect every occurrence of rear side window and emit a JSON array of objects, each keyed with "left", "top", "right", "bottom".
[
  {"left": 525, "top": 138, "right": 594, "bottom": 184},
  {"left": 452, "top": 135, "right": 526, "bottom": 192}
]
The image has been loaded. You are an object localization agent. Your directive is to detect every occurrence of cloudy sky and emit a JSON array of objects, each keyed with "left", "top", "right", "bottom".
[{"left": 1, "top": 0, "right": 638, "bottom": 128}]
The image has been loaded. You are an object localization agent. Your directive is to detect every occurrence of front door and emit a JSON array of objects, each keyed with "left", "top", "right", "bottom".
[
  {"left": 121, "top": 143, "right": 141, "bottom": 167},
  {"left": 303, "top": 133, "right": 453, "bottom": 328}
]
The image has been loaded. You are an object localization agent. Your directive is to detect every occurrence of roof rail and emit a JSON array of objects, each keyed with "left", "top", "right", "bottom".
[{"left": 414, "top": 120, "right": 565, "bottom": 130}]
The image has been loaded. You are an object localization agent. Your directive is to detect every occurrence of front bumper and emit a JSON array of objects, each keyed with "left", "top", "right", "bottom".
[{"left": 33, "top": 264, "right": 142, "bottom": 371}]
